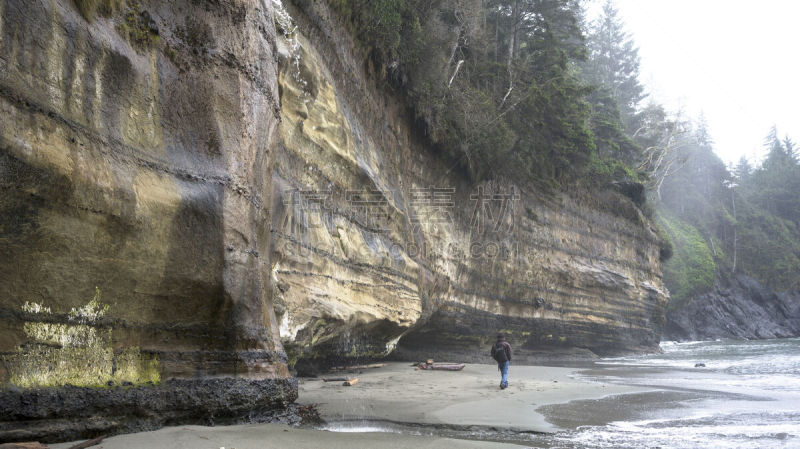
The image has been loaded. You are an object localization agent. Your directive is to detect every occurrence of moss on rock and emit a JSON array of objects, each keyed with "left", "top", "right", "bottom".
[
  {"left": 5, "top": 289, "right": 160, "bottom": 388},
  {"left": 74, "top": 0, "right": 123, "bottom": 22},
  {"left": 658, "top": 212, "right": 716, "bottom": 307}
]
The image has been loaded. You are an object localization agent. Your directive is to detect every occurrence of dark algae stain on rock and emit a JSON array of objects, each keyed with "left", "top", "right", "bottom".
[
  {"left": 0, "top": 151, "right": 72, "bottom": 243},
  {"left": 0, "top": 377, "right": 298, "bottom": 443}
]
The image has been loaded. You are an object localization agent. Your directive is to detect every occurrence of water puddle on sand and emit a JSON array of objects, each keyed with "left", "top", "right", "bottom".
[{"left": 319, "top": 419, "right": 548, "bottom": 446}]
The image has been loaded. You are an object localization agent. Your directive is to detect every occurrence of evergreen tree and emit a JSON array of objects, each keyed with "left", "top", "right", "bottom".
[
  {"left": 782, "top": 136, "right": 797, "bottom": 162},
  {"left": 748, "top": 127, "right": 800, "bottom": 224},
  {"left": 410, "top": 0, "right": 599, "bottom": 181},
  {"left": 732, "top": 156, "right": 752, "bottom": 183},
  {"left": 658, "top": 123, "right": 800, "bottom": 297},
  {"left": 329, "top": 0, "right": 641, "bottom": 184},
  {"left": 583, "top": 0, "right": 645, "bottom": 131}
]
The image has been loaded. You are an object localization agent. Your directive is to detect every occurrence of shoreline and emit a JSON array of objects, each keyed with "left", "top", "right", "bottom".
[{"left": 49, "top": 362, "right": 655, "bottom": 448}]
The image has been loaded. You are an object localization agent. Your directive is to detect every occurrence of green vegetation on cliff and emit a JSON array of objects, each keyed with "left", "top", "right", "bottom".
[
  {"left": 74, "top": 0, "right": 160, "bottom": 50},
  {"left": 657, "top": 124, "right": 800, "bottom": 302},
  {"left": 74, "top": 0, "right": 122, "bottom": 21},
  {"left": 6, "top": 288, "right": 160, "bottom": 388},
  {"left": 658, "top": 211, "right": 716, "bottom": 307},
  {"left": 327, "top": 0, "right": 643, "bottom": 185},
  {"left": 325, "top": 0, "right": 800, "bottom": 306}
]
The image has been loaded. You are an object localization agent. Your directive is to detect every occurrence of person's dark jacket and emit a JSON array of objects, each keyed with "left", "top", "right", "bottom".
[{"left": 490, "top": 339, "right": 512, "bottom": 365}]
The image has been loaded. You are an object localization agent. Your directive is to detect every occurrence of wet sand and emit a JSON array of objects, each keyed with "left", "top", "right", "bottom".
[
  {"left": 51, "top": 423, "right": 518, "bottom": 449},
  {"left": 298, "top": 362, "right": 650, "bottom": 432},
  {"left": 52, "top": 362, "right": 652, "bottom": 448}
]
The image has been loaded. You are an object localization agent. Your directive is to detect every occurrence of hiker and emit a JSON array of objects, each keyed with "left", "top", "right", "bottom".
[{"left": 490, "top": 333, "right": 512, "bottom": 389}]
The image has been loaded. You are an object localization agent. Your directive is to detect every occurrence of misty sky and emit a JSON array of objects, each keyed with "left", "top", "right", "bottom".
[{"left": 599, "top": 0, "right": 800, "bottom": 165}]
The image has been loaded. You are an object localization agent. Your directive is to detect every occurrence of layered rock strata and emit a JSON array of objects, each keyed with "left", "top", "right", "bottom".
[
  {"left": 0, "top": 0, "right": 293, "bottom": 441},
  {"left": 270, "top": 1, "right": 669, "bottom": 372},
  {"left": 1, "top": 0, "right": 670, "bottom": 440}
]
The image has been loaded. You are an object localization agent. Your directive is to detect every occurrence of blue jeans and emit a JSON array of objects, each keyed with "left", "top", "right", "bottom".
[{"left": 499, "top": 361, "right": 509, "bottom": 387}]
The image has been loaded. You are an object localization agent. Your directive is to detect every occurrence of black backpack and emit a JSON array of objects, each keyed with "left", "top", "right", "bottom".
[{"left": 492, "top": 342, "right": 508, "bottom": 364}]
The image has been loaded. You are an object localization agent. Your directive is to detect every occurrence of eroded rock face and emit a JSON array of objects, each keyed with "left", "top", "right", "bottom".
[
  {"left": 270, "top": 1, "right": 669, "bottom": 371},
  {"left": 0, "top": 0, "right": 670, "bottom": 439},
  {"left": 0, "top": 0, "right": 293, "bottom": 440},
  {"left": 664, "top": 275, "right": 800, "bottom": 342}
]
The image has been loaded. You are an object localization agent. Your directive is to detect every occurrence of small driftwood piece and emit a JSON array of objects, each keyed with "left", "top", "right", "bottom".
[
  {"left": 417, "top": 362, "right": 465, "bottom": 371},
  {"left": 67, "top": 435, "right": 106, "bottom": 449},
  {"left": 0, "top": 443, "right": 49, "bottom": 449},
  {"left": 342, "top": 378, "right": 359, "bottom": 386}
]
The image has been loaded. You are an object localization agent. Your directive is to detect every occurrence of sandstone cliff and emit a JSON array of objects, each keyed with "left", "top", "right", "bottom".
[
  {"left": 1, "top": 0, "right": 669, "bottom": 441},
  {"left": 270, "top": 1, "right": 669, "bottom": 372},
  {"left": 0, "top": 0, "right": 294, "bottom": 441}
]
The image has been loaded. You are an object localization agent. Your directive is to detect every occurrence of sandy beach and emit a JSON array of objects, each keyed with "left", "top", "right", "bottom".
[
  {"left": 298, "top": 362, "right": 649, "bottom": 432},
  {"left": 50, "top": 362, "right": 651, "bottom": 448}
]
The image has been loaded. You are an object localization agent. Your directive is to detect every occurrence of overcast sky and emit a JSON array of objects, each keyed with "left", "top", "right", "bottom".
[{"left": 592, "top": 0, "right": 800, "bottom": 165}]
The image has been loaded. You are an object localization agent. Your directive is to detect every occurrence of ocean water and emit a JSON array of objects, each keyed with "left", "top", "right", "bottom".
[{"left": 546, "top": 338, "right": 800, "bottom": 449}]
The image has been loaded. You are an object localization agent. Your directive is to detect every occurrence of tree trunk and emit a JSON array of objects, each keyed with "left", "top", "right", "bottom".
[{"left": 732, "top": 188, "right": 737, "bottom": 273}]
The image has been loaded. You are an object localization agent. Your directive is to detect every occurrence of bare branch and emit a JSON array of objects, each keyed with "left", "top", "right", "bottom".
[{"left": 448, "top": 60, "right": 465, "bottom": 88}]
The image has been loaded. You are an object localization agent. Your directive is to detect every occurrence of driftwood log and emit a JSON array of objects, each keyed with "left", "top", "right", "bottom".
[
  {"left": 67, "top": 436, "right": 106, "bottom": 449},
  {"left": 0, "top": 443, "right": 49, "bottom": 449},
  {"left": 417, "top": 363, "right": 465, "bottom": 371},
  {"left": 330, "top": 363, "right": 387, "bottom": 372}
]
